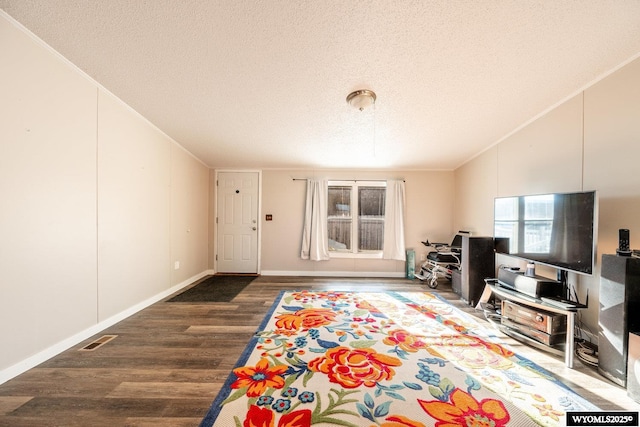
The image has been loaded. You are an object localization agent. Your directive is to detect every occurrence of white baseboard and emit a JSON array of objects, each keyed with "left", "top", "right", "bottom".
[
  {"left": 260, "top": 270, "right": 406, "bottom": 278},
  {"left": 0, "top": 270, "right": 210, "bottom": 385}
]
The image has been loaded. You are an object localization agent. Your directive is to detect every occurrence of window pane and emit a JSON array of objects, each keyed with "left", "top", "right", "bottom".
[
  {"left": 359, "top": 187, "right": 385, "bottom": 216},
  {"left": 328, "top": 186, "right": 351, "bottom": 250},
  {"left": 495, "top": 197, "right": 518, "bottom": 220},
  {"left": 524, "top": 221, "right": 553, "bottom": 253},
  {"left": 328, "top": 218, "right": 351, "bottom": 250},
  {"left": 524, "top": 195, "right": 554, "bottom": 220},
  {"left": 358, "top": 187, "right": 385, "bottom": 251},
  {"left": 495, "top": 221, "right": 518, "bottom": 253},
  {"left": 328, "top": 186, "right": 351, "bottom": 217},
  {"left": 494, "top": 197, "right": 519, "bottom": 252},
  {"left": 524, "top": 195, "right": 554, "bottom": 253}
]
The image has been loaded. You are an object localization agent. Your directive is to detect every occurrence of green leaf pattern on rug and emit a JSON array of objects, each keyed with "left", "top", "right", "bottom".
[{"left": 310, "top": 389, "right": 360, "bottom": 426}]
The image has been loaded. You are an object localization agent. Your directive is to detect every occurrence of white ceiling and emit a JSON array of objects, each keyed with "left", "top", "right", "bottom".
[{"left": 2, "top": 1, "right": 640, "bottom": 170}]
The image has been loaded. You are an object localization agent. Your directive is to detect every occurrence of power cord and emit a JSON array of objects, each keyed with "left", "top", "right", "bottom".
[
  {"left": 575, "top": 339, "right": 598, "bottom": 367},
  {"left": 566, "top": 282, "right": 598, "bottom": 366}
]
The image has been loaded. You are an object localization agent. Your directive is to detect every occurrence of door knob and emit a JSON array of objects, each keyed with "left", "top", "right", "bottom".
[{"left": 252, "top": 227, "right": 257, "bottom": 231}]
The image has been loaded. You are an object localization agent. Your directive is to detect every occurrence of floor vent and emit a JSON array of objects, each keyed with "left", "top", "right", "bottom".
[{"left": 79, "top": 334, "right": 117, "bottom": 351}]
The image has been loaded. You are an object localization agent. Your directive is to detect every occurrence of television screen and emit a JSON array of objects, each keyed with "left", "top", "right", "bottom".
[{"left": 494, "top": 191, "right": 597, "bottom": 275}]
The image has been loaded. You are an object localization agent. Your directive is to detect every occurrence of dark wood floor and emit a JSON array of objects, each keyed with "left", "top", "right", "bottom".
[{"left": 0, "top": 276, "right": 636, "bottom": 426}]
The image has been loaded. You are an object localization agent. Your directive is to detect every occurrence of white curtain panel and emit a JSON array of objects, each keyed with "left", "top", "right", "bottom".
[
  {"left": 383, "top": 179, "right": 406, "bottom": 261},
  {"left": 301, "top": 179, "right": 330, "bottom": 261}
]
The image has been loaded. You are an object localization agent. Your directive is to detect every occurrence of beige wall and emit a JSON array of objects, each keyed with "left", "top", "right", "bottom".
[
  {"left": 258, "top": 169, "right": 455, "bottom": 275},
  {"left": 97, "top": 90, "right": 172, "bottom": 319},
  {"left": 0, "top": 13, "right": 210, "bottom": 381},
  {"left": 496, "top": 94, "right": 584, "bottom": 196},
  {"left": 453, "top": 148, "right": 498, "bottom": 237},
  {"left": 454, "top": 56, "right": 640, "bottom": 337},
  {"left": 1, "top": 13, "right": 99, "bottom": 375},
  {"left": 170, "top": 144, "right": 210, "bottom": 285},
  {"left": 584, "top": 58, "right": 640, "bottom": 253}
]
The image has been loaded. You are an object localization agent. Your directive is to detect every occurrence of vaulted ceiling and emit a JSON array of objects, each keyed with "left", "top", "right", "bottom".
[{"left": 2, "top": 1, "right": 639, "bottom": 170}]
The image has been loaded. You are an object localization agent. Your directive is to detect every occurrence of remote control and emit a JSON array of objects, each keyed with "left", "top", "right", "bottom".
[
  {"left": 618, "top": 229, "right": 631, "bottom": 256},
  {"left": 620, "top": 229, "right": 630, "bottom": 251}
]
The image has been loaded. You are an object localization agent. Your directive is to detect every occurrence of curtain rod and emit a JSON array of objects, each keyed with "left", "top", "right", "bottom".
[{"left": 293, "top": 178, "right": 404, "bottom": 182}]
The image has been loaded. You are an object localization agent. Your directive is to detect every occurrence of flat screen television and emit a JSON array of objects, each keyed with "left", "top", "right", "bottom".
[{"left": 493, "top": 191, "right": 597, "bottom": 275}]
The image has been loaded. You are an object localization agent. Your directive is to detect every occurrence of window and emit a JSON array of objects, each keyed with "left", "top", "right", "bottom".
[
  {"left": 495, "top": 194, "right": 554, "bottom": 254},
  {"left": 327, "top": 181, "right": 386, "bottom": 256}
]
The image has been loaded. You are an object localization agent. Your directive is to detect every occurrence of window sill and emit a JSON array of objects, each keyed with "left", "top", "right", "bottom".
[{"left": 328, "top": 251, "right": 383, "bottom": 259}]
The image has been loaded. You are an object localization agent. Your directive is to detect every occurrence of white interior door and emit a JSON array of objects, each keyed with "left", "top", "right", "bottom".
[{"left": 216, "top": 171, "right": 259, "bottom": 273}]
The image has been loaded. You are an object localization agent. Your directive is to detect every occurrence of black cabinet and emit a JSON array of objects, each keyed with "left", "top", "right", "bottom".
[
  {"left": 451, "top": 269, "right": 462, "bottom": 296},
  {"left": 628, "top": 332, "right": 640, "bottom": 403},
  {"left": 598, "top": 254, "right": 640, "bottom": 387},
  {"left": 457, "top": 236, "right": 495, "bottom": 306}
]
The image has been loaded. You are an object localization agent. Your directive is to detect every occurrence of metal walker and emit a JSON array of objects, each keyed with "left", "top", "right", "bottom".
[{"left": 414, "top": 240, "right": 461, "bottom": 289}]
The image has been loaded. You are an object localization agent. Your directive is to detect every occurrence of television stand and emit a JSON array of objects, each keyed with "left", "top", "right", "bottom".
[{"left": 476, "top": 282, "right": 587, "bottom": 368}]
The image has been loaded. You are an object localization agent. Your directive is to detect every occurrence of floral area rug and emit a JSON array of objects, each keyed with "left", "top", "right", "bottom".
[{"left": 199, "top": 291, "right": 597, "bottom": 426}]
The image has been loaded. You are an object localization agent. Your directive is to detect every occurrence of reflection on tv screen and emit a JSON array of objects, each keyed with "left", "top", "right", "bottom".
[{"left": 494, "top": 191, "right": 596, "bottom": 275}]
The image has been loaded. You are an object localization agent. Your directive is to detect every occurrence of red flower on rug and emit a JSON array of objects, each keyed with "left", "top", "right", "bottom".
[
  {"left": 231, "top": 358, "right": 289, "bottom": 397},
  {"left": 418, "top": 388, "right": 510, "bottom": 427},
  {"left": 382, "top": 329, "right": 428, "bottom": 353},
  {"left": 354, "top": 300, "right": 383, "bottom": 314},
  {"left": 406, "top": 303, "right": 473, "bottom": 334},
  {"left": 275, "top": 308, "right": 338, "bottom": 331},
  {"left": 243, "top": 404, "right": 312, "bottom": 427},
  {"left": 307, "top": 346, "right": 402, "bottom": 388},
  {"left": 290, "top": 290, "right": 350, "bottom": 302}
]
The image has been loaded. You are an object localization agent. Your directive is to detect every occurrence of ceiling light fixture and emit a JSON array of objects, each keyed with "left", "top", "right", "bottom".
[{"left": 346, "top": 89, "right": 376, "bottom": 111}]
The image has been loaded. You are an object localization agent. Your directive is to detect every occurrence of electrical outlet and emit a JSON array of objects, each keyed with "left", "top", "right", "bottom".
[{"left": 174, "top": 261, "right": 180, "bottom": 270}]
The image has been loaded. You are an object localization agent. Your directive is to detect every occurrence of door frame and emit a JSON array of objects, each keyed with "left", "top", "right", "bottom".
[{"left": 213, "top": 169, "right": 262, "bottom": 274}]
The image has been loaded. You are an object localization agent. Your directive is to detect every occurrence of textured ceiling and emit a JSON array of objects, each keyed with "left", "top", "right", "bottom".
[{"left": 2, "top": 1, "right": 640, "bottom": 170}]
